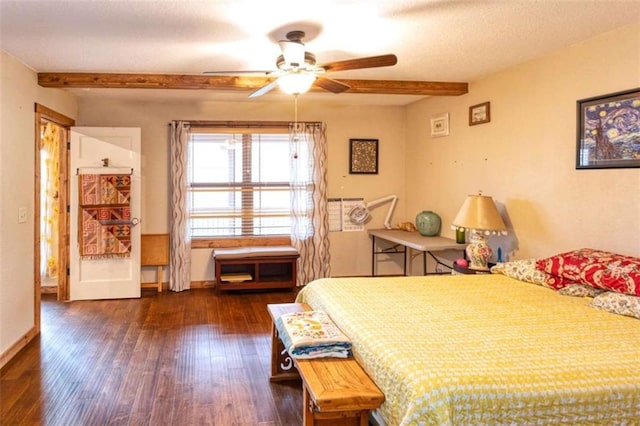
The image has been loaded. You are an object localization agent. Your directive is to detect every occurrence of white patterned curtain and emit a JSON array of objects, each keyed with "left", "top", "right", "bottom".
[
  {"left": 169, "top": 121, "right": 192, "bottom": 291},
  {"left": 40, "top": 122, "right": 61, "bottom": 279},
  {"left": 290, "top": 122, "right": 331, "bottom": 286}
]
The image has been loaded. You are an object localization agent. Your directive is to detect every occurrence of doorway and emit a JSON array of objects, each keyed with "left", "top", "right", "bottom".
[{"left": 34, "top": 104, "right": 75, "bottom": 303}]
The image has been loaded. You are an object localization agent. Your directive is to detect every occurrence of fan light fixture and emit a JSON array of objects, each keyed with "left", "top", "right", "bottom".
[
  {"left": 277, "top": 72, "right": 317, "bottom": 95},
  {"left": 205, "top": 30, "right": 401, "bottom": 98}
]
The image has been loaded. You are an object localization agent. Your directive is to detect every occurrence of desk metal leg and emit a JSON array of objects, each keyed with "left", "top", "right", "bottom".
[
  {"left": 371, "top": 235, "right": 408, "bottom": 276},
  {"left": 425, "top": 251, "right": 456, "bottom": 275},
  {"left": 403, "top": 247, "right": 407, "bottom": 276},
  {"left": 423, "top": 251, "right": 427, "bottom": 275},
  {"left": 371, "top": 235, "right": 376, "bottom": 276}
]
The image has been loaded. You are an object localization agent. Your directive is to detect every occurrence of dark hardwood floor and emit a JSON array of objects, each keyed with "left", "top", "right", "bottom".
[{"left": 1, "top": 288, "right": 303, "bottom": 425}]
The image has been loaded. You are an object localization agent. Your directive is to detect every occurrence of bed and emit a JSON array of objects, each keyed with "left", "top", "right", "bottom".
[{"left": 295, "top": 271, "right": 640, "bottom": 425}]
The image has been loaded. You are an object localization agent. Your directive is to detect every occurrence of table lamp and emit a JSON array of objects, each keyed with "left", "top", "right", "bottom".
[{"left": 452, "top": 192, "right": 507, "bottom": 270}]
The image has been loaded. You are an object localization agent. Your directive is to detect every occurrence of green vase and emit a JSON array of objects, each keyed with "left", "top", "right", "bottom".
[{"left": 415, "top": 211, "right": 441, "bottom": 236}]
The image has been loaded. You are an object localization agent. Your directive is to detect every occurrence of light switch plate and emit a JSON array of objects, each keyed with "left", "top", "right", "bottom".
[{"left": 18, "top": 207, "right": 27, "bottom": 223}]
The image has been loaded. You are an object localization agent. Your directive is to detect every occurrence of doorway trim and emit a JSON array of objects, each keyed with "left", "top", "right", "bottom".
[{"left": 34, "top": 104, "right": 75, "bottom": 312}]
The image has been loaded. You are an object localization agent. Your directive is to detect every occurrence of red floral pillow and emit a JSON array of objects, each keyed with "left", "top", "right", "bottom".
[
  {"left": 543, "top": 273, "right": 578, "bottom": 290},
  {"left": 536, "top": 248, "right": 640, "bottom": 296}
]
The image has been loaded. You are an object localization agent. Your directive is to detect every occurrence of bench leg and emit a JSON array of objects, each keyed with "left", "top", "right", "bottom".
[
  {"left": 303, "top": 387, "right": 314, "bottom": 426},
  {"left": 140, "top": 265, "right": 163, "bottom": 293},
  {"left": 156, "top": 265, "right": 163, "bottom": 292},
  {"left": 303, "top": 386, "right": 370, "bottom": 426},
  {"left": 269, "top": 322, "right": 299, "bottom": 381}
]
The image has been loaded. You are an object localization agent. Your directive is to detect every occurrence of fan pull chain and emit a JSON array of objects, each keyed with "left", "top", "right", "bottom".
[{"left": 292, "top": 94, "right": 299, "bottom": 159}]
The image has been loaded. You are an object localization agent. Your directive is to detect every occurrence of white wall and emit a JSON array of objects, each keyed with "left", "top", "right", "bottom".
[
  {"left": 405, "top": 23, "right": 640, "bottom": 264},
  {"left": 76, "top": 98, "right": 407, "bottom": 281},
  {"left": 0, "top": 51, "right": 77, "bottom": 360}
]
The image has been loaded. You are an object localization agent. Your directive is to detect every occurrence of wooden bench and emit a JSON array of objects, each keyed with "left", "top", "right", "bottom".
[
  {"left": 213, "top": 246, "right": 299, "bottom": 293},
  {"left": 267, "top": 303, "right": 384, "bottom": 426}
]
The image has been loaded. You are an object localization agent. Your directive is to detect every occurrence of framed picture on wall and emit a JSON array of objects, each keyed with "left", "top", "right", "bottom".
[
  {"left": 349, "top": 139, "right": 378, "bottom": 174},
  {"left": 430, "top": 113, "right": 450, "bottom": 137},
  {"left": 576, "top": 88, "right": 640, "bottom": 169},
  {"left": 469, "top": 102, "right": 491, "bottom": 126}
]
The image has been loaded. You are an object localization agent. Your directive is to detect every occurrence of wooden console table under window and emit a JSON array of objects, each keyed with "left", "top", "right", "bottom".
[{"left": 368, "top": 229, "right": 466, "bottom": 276}]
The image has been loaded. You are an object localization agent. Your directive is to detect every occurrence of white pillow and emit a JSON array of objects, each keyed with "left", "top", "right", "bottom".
[
  {"left": 490, "top": 259, "right": 552, "bottom": 288},
  {"left": 590, "top": 292, "right": 640, "bottom": 319}
]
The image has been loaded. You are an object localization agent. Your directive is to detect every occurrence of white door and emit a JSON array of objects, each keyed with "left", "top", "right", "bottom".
[{"left": 70, "top": 127, "right": 141, "bottom": 300}]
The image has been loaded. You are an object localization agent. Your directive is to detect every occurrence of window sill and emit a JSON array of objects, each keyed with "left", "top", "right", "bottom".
[{"left": 191, "top": 236, "right": 292, "bottom": 249}]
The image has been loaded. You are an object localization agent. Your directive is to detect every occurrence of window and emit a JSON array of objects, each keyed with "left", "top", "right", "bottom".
[{"left": 188, "top": 126, "right": 308, "bottom": 238}]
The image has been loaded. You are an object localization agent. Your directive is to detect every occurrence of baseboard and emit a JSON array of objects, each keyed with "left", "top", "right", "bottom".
[
  {"left": 41, "top": 285, "right": 57, "bottom": 294},
  {"left": 0, "top": 326, "right": 39, "bottom": 370},
  {"left": 190, "top": 281, "right": 216, "bottom": 289},
  {"left": 140, "top": 281, "right": 216, "bottom": 292}
]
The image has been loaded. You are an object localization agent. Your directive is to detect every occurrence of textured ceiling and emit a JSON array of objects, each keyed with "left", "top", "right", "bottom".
[{"left": 1, "top": 0, "right": 639, "bottom": 105}]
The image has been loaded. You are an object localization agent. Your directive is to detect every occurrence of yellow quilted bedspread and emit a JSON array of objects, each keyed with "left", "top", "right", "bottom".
[{"left": 296, "top": 275, "right": 640, "bottom": 425}]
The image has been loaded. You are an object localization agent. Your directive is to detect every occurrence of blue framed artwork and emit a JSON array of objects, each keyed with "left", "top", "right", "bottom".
[{"left": 576, "top": 88, "right": 640, "bottom": 169}]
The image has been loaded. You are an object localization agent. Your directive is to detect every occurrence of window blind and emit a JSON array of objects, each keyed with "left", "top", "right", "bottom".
[{"left": 188, "top": 130, "right": 295, "bottom": 237}]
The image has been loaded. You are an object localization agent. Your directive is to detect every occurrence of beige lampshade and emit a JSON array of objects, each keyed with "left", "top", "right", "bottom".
[{"left": 452, "top": 193, "right": 507, "bottom": 232}]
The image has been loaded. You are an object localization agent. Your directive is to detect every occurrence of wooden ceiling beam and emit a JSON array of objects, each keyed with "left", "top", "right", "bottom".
[
  {"left": 336, "top": 79, "right": 468, "bottom": 96},
  {"left": 37, "top": 73, "right": 468, "bottom": 96},
  {"left": 37, "top": 73, "right": 270, "bottom": 90}
]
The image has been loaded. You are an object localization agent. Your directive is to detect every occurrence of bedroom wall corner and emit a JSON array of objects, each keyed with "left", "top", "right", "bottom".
[
  {"left": 404, "top": 22, "right": 640, "bottom": 262},
  {"left": 0, "top": 50, "right": 78, "bottom": 365}
]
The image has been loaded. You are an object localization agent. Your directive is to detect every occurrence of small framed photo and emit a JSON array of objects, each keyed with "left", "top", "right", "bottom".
[
  {"left": 430, "top": 113, "right": 450, "bottom": 137},
  {"left": 469, "top": 102, "right": 490, "bottom": 126},
  {"left": 349, "top": 139, "right": 378, "bottom": 174},
  {"left": 576, "top": 88, "right": 640, "bottom": 169}
]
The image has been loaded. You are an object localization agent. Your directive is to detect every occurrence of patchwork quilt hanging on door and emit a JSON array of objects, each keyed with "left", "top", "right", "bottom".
[{"left": 79, "top": 174, "right": 132, "bottom": 259}]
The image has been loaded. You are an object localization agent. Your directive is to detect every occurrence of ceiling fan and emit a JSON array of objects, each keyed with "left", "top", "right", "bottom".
[{"left": 205, "top": 30, "right": 398, "bottom": 98}]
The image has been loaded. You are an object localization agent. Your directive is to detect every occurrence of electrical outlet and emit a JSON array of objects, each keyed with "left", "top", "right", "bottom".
[{"left": 18, "top": 207, "right": 27, "bottom": 223}]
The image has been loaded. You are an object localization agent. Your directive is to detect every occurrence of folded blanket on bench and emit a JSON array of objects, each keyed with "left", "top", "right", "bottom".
[{"left": 275, "top": 310, "right": 352, "bottom": 359}]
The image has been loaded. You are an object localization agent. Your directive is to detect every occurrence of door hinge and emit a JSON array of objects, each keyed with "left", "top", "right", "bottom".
[
  {"left": 67, "top": 141, "right": 71, "bottom": 150},
  {"left": 66, "top": 267, "right": 70, "bottom": 276},
  {"left": 67, "top": 205, "right": 70, "bottom": 213}
]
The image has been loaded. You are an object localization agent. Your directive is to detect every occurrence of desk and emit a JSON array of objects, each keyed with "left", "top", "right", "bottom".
[{"left": 368, "top": 229, "right": 466, "bottom": 276}]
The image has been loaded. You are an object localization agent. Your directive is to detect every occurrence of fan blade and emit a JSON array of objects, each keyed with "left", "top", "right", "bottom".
[
  {"left": 321, "top": 54, "right": 397, "bottom": 72},
  {"left": 279, "top": 41, "right": 305, "bottom": 66},
  {"left": 314, "top": 76, "right": 350, "bottom": 94},
  {"left": 203, "top": 70, "right": 272, "bottom": 75},
  {"left": 248, "top": 80, "right": 279, "bottom": 98}
]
